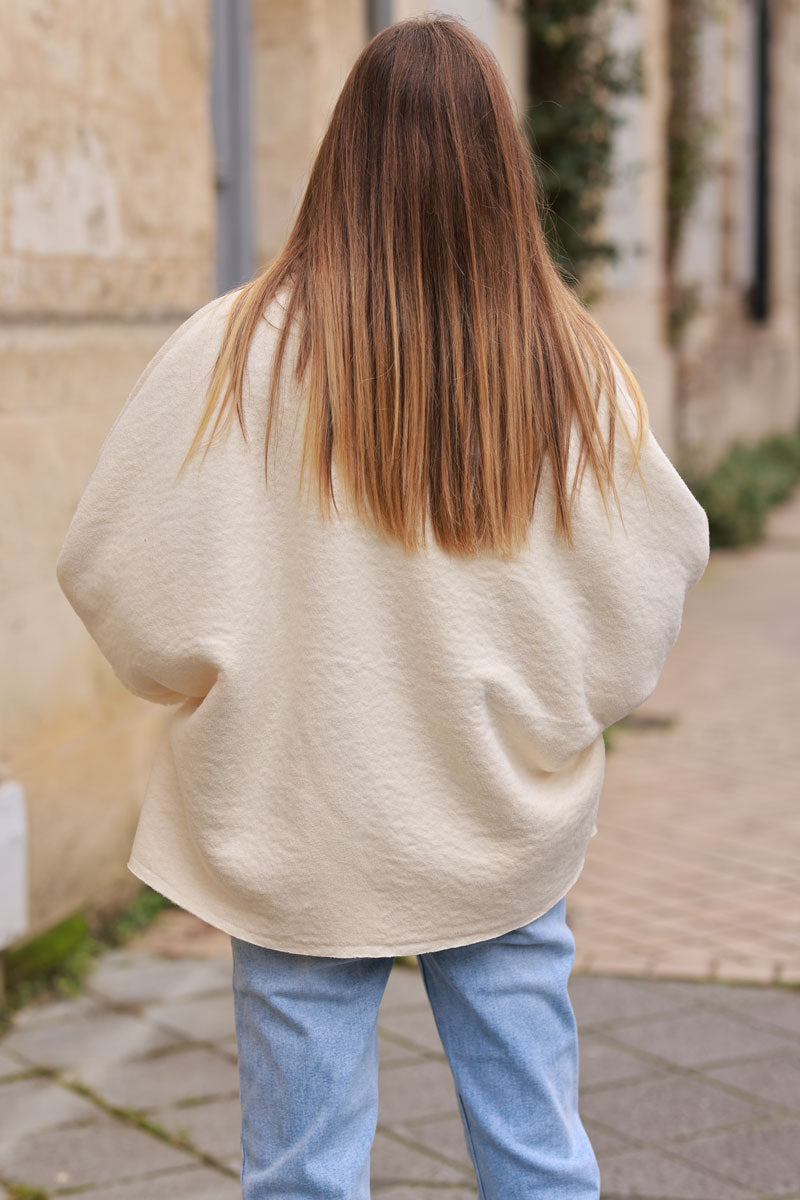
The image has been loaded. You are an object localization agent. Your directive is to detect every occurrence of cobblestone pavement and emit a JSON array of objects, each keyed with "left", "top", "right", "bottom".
[
  {"left": 1, "top": 934, "right": 799, "bottom": 1199},
  {"left": 569, "top": 488, "right": 800, "bottom": 985}
]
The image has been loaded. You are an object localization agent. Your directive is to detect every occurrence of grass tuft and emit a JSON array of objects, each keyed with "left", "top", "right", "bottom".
[{"left": 1, "top": 888, "right": 173, "bottom": 1026}]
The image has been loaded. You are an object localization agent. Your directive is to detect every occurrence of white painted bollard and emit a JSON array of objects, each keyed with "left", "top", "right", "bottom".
[{"left": 0, "top": 779, "right": 28, "bottom": 949}]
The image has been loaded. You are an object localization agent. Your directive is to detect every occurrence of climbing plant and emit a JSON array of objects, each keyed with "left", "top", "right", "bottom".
[
  {"left": 666, "top": 0, "right": 719, "bottom": 343},
  {"left": 522, "top": 0, "right": 643, "bottom": 296}
]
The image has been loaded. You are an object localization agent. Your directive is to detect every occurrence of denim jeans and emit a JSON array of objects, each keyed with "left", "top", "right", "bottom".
[{"left": 230, "top": 893, "right": 600, "bottom": 1199}]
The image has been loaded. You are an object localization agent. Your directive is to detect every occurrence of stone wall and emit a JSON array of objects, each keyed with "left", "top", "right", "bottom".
[
  {"left": 0, "top": 0, "right": 217, "bottom": 941},
  {"left": 592, "top": 0, "right": 677, "bottom": 455},
  {"left": 672, "top": 0, "right": 800, "bottom": 476},
  {"left": 250, "top": 0, "right": 526, "bottom": 266},
  {"left": 251, "top": 0, "right": 368, "bottom": 266}
]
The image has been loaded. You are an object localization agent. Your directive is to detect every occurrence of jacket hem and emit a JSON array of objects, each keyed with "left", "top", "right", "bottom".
[{"left": 127, "top": 850, "right": 592, "bottom": 959}]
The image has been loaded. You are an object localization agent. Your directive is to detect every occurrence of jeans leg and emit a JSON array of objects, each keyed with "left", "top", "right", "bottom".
[
  {"left": 417, "top": 896, "right": 601, "bottom": 1200},
  {"left": 230, "top": 936, "right": 394, "bottom": 1200}
]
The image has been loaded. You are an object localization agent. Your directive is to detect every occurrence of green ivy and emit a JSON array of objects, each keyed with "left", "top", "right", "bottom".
[
  {"left": 1, "top": 887, "right": 174, "bottom": 1025},
  {"left": 666, "top": 0, "right": 720, "bottom": 342},
  {"left": 688, "top": 432, "right": 800, "bottom": 548},
  {"left": 522, "top": 0, "right": 643, "bottom": 292}
]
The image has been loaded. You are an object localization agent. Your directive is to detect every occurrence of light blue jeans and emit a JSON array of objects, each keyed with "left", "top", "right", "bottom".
[{"left": 230, "top": 893, "right": 600, "bottom": 1198}]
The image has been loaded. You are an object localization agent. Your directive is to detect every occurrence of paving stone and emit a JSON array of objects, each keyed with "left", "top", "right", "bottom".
[
  {"left": 380, "top": 963, "right": 428, "bottom": 1012},
  {"left": 56, "top": 1164, "right": 241, "bottom": 1199},
  {"left": 710, "top": 984, "right": 800, "bottom": 1037},
  {"left": 705, "top": 1053, "right": 800, "bottom": 1113},
  {"left": 88, "top": 953, "right": 233, "bottom": 1006},
  {"left": 378, "top": 1005, "right": 445, "bottom": 1055},
  {"left": 223, "top": 1150, "right": 242, "bottom": 1175},
  {"left": 0, "top": 1076, "right": 99, "bottom": 1154},
  {"left": 380, "top": 1112, "right": 474, "bottom": 1171},
  {"left": 216, "top": 1032, "right": 239, "bottom": 1059},
  {"left": 373, "top": 1189, "right": 477, "bottom": 1199},
  {"left": 377, "top": 1059, "right": 460, "bottom": 1125},
  {"left": 579, "top": 1072, "right": 764, "bottom": 1144},
  {"left": 0, "top": 1047, "right": 26, "bottom": 1078},
  {"left": 10, "top": 991, "right": 105, "bottom": 1028},
  {"left": 596, "top": 1144, "right": 756, "bottom": 1198},
  {"left": 2, "top": 1010, "right": 177, "bottom": 1073},
  {"left": 378, "top": 1032, "right": 429, "bottom": 1067},
  {"left": 712, "top": 956, "right": 785, "bottom": 985},
  {"left": 144, "top": 991, "right": 236, "bottom": 1041},
  {"left": 370, "top": 1128, "right": 475, "bottom": 1186},
  {"left": 152, "top": 1094, "right": 243, "bottom": 1161},
  {"left": 0, "top": 1114, "right": 194, "bottom": 1190},
  {"left": 604, "top": 1009, "right": 795, "bottom": 1068},
  {"left": 126, "top": 910, "right": 233, "bottom": 960},
  {"left": 578, "top": 949, "right": 681, "bottom": 977},
  {"left": 80, "top": 1045, "right": 240, "bottom": 1111},
  {"left": 628, "top": 978, "right": 767, "bottom": 1009},
  {"left": 568, "top": 975, "right": 692, "bottom": 1028},
  {"left": 675, "top": 1118, "right": 800, "bottom": 1196},
  {"left": 578, "top": 1033, "right": 663, "bottom": 1091},
  {"left": 581, "top": 1119, "right": 634, "bottom": 1157}
]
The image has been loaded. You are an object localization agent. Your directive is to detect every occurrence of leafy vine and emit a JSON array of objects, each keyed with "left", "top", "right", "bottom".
[
  {"left": 665, "top": 0, "right": 720, "bottom": 343},
  {"left": 521, "top": 0, "right": 643, "bottom": 298}
]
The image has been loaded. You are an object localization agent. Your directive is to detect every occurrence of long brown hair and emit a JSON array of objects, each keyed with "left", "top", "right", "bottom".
[{"left": 177, "top": 13, "right": 649, "bottom": 558}]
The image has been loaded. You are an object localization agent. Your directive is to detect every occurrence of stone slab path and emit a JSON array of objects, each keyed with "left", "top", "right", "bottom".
[
  {"left": 569, "top": 488, "right": 800, "bottom": 984},
  {"left": 1, "top": 939, "right": 799, "bottom": 1199}
]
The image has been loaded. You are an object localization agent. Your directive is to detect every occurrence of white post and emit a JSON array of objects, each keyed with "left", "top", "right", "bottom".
[{"left": 0, "top": 780, "right": 29, "bottom": 955}]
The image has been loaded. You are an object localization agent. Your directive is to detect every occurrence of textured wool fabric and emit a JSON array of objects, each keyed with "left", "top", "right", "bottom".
[{"left": 56, "top": 288, "right": 710, "bottom": 957}]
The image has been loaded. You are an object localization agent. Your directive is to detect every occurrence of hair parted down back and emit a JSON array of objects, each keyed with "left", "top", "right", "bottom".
[{"left": 177, "top": 12, "right": 649, "bottom": 559}]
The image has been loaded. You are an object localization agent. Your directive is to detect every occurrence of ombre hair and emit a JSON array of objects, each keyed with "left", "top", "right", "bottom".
[{"left": 178, "top": 13, "right": 649, "bottom": 558}]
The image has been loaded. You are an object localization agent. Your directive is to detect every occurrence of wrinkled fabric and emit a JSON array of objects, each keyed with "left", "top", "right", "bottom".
[{"left": 55, "top": 288, "right": 710, "bottom": 957}]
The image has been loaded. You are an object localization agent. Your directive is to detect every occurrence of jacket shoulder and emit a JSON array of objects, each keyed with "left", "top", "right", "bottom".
[
  {"left": 95, "top": 290, "right": 241, "bottom": 457},
  {"left": 133, "top": 291, "right": 240, "bottom": 397}
]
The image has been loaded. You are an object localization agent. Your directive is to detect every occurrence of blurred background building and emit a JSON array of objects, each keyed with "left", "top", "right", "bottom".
[{"left": 1, "top": 0, "right": 798, "bottom": 956}]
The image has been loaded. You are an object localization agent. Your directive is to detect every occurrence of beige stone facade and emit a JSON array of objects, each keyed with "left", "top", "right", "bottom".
[
  {"left": 673, "top": 0, "right": 800, "bottom": 475},
  {"left": 250, "top": 0, "right": 525, "bottom": 266},
  {"left": 596, "top": 0, "right": 800, "bottom": 468},
  {"left": 592, "top": 0, "right": 678, "bottom": 451},
  {"left": 1, "top": 0, "right": 797, "bottom": 950},
  {"left": 1, "top": 1, "right": 216, "bottom": 942},
  {"left": 251, "top": 0, "right": 368, "bottom": 265}
]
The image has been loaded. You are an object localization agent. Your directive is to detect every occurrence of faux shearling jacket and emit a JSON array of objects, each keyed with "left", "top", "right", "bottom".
[{"left": 55, "top": 287, "right": 710, "bottom": 956}]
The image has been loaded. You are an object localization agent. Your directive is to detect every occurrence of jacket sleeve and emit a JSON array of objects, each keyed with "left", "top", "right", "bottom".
[
  {"left": 55, "top": 295, "right": 235, "bottom": 706},
  {"left": 560, "top": 372, "right": 710, "bottom": 742}
]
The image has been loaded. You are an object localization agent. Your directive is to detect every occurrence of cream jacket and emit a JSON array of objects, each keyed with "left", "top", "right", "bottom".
[{"left": 55, "top": 289, "right": 710, "bottom": 956}]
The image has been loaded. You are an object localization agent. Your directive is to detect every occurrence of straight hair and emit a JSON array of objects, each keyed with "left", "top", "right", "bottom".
[{"left": 177, "top": 13, "right": 649, "bottom": 558}]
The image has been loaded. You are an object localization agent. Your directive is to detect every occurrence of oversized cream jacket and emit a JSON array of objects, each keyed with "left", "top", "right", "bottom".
[{"left": 56, "top": 288, "right": 710, "bottom": 957}]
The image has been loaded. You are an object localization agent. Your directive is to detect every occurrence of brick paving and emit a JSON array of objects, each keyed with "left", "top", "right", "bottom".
[
  {"left": 569, "top": 488, "right": 800, "bottom": 985},
  {"left": 1, "top": 939, "right": 799, "bottom": 1198}
]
